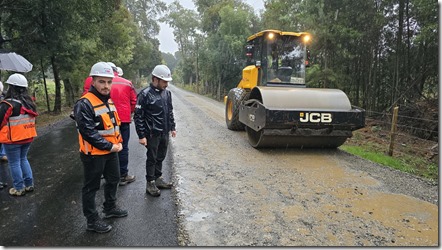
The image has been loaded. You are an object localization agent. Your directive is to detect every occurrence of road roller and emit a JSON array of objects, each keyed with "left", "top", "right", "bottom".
[{"left": 224, "top": 30, "right": 365, "bottom": 148}]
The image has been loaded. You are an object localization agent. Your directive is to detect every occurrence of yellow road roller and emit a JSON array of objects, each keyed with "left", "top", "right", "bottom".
[{"left": 224, "top": 30, "right": 365, "bottom": 148}]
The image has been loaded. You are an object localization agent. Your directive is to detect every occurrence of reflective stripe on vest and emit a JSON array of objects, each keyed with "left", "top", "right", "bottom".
[
  {"left": 78, "top": 92, "right": 121, "bottom": 155},
  {"left": 0, "top": 100, "right": 37, "bottom": 143}
]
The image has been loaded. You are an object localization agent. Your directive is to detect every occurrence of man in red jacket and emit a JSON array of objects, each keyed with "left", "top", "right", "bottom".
[{"left": 107, "top": 62, "right": 138, "bottom": 185}]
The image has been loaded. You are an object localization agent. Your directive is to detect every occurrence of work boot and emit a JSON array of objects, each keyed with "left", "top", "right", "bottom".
[
  {"left": 119, "top": 175, "right": 136, "bottom": 186},
  {"left": 103, "top": 207, "right": 128, "bottom": 219},
  {"left": 155, "top": 176, "right": 173, "bottom": 189},
  {"left": 9, "top": 188, "right": 26, "bottom": 196},
  {"left": 146, "top": 181, "right": 160, "bottom": 197},
  {"left": 86, "top": 218, "right": 112, "bottom": 233}
]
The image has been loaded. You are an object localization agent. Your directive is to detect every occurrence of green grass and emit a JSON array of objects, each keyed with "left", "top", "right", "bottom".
[
  {"left": 340, "top": 145, "right": 437, "bottom": 181},
  {"left": 32, "top": 79, "right": 66, "bottom": 112}
]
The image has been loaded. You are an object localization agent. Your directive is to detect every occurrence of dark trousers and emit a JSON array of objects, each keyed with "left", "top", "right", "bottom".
[
  {"left": 145, "top": 133, "right": 169, "bottom": 182},
  {"left": 119, "top": 122, "right": 130, "bottom": 177},
  {"left": 80, "top": 152, "right": 120, "bottom": 223}
]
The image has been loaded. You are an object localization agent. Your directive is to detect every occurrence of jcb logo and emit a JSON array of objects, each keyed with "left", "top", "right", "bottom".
[{"left": 300, "top": 112, "right": 332, "bottom": 123}]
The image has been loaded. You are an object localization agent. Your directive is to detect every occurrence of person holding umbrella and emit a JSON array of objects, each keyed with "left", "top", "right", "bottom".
[{"left": 0, "top": 73, "right": 38, "bottom": 196}]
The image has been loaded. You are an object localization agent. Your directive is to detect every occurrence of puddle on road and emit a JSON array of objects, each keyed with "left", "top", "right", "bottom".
[
  {"left": 187, "top": 212, "right": 212, "bottom": 222},
  {"left": 351, "top": 193, "right": 438, "bottom": 245},
  {"left": 295, "top": 156, "right": 438, "bottom": 246}
]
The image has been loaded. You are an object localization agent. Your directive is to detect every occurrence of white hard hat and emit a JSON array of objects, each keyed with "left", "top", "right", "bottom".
[
  {"left": 107, "top": 62, "right": 116, "bottom": 68},
  {"left": 6, "top": 73, "right": 28, "bottom": 87},
  {"left": 90, "top": 62, "right": 115, "bottom": 78},
  {"left": 152, "top": 65, "right": 172, "bottom": 82},
  {"left": 116, "top": 67, "right": 123, "bottom": 76},
  {"left": 106, "top": 62, "right": 118, "bottom": 72}
]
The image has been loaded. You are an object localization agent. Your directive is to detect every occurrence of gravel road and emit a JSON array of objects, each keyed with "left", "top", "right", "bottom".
[{"left": 168, "top": 84, "right": 438, "bottom": 246}]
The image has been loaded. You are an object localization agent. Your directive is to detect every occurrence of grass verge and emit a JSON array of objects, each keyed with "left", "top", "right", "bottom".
[{"left": 341, "top": 141, "right": 438, "bottom": 182}]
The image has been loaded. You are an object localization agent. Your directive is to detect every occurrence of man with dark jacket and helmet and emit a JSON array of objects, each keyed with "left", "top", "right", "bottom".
[
  {"left": 82, "top": 62, "right": 137, "bottom": 185},
  {"left": 134, "top": 64, "right": 176, "bottom": 197},
  {"left": 74, "top": 62, "right": 128, "bottom": 233}
]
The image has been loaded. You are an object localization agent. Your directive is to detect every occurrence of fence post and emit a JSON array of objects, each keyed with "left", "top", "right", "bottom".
[{"left": 388, "top": 106, "right": 399, "bottom": 156}]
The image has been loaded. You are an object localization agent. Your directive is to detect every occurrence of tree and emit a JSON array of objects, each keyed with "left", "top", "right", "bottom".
[
  {"left": 3, "top": 0, "right": 116, "bottom": 113},
  {"left": 162, "top": 1, "right": 200, "bottom": 84}
]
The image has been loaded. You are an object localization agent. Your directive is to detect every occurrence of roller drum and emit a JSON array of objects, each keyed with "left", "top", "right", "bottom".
[
  {"left": 240, "top": 86, "right": 364, "bottom": 149},
  {"left": 246, "top": 127, "right": 348, "bottom": 148}
]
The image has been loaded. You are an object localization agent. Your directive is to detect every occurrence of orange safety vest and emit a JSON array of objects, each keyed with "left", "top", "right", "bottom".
[
  {"left": 0, "top": 99, "right": 37, "bottom": 143},
  {"left": 78, "top": 92, "right": 122, "bottom": 155}
]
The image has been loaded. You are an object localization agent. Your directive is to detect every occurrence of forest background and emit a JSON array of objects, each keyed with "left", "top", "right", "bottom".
[{"left": 0, "top": 0, "right": 438, "bottom": 179}]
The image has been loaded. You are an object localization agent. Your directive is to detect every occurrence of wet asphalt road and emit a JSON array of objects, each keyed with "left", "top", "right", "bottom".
[{"left": 0, "top": 118, "right": 178, "bottom": 246}]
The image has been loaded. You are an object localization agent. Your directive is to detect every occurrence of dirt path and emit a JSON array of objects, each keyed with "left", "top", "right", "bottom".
[{"left": 167, "top": 84, "right": 438, "bottom": 246}]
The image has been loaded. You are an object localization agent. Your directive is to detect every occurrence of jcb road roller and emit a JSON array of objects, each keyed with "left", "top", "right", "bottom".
[{"left": 224, "top": 30, "right": 365, "bottom": 148}]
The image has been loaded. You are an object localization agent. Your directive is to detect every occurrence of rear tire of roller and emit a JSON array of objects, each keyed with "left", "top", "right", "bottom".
[{"left": 225, "top": 88, "right": 249, "bottom": 131}]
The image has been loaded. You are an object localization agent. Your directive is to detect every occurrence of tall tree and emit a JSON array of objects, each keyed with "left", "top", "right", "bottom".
[
  {"left": 4, "top": 0, "right": 115, "bottom": 113},
  {"left": 162, "top": 1, "right": 200, "bottom": 84},
  {"left": 124, "top": 0, "right": 164, "bottom": 78}
]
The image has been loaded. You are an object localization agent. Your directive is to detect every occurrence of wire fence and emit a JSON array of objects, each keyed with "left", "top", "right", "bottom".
[{"left": 359, "top": 109, "right": 438, "bottom": 160}]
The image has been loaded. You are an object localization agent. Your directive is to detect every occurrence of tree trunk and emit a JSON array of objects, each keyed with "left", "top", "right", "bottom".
[
  {"left": 217, "top": 77, "right": 221, "bottom": 101},
  {"left": 63, "top": 78, "right": 75, "bottom": 107},
  {"left": 40, "top": 58, "right": 51, "bottom": 112},
  {"left": 51, "top": 55, "right": 62, "bottom": 114},
  {"left": 392, "top": 0, "right": 404, "bottom": 107}
]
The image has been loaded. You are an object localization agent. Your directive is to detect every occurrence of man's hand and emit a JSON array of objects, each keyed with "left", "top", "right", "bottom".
[
  {"left": 139, "top": 137, "right": 147, "bottom": 146},
  {"left": 171, "top": 130, "right": 177, "bottom": 138},
  {"left": 111, "top": 143, "right": 123, "bottom": 153}
]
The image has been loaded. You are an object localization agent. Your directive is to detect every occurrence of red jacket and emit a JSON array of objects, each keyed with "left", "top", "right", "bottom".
[
  {"left": 82, "top": 76, "right": 93, "bottom": 96},
  {"left": 82, "top": 73, "right": 137, "bottom": 123},
  {"left": 111, "top": 75, "right": 137, "bottom": 123}
]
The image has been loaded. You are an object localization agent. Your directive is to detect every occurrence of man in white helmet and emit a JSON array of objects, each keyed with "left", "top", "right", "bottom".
[
  {"left": 134, "top": 64, "right": 176, "bottom": 197},
  {"left": 106, "top": 62, "right": 137, "bottom": 186},
  {"left": 73, "top": 62, "right": 128, "bottom": 233}
]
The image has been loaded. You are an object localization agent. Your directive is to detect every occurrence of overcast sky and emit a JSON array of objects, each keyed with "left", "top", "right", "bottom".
[{"left": 157, "top": 0, "right": 265, "bottom": 54}]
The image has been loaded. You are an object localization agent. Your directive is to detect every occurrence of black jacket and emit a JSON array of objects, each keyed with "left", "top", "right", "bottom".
[
  {"left": 74, "top": 86, "right": 113, "bottom": 151},
  {"left": 134, "top": 84, "right": 176, "bottom": 139}
]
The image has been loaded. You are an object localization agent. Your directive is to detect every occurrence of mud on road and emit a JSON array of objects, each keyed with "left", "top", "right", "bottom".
[{"left": 167, "top": 85, "right": 438, "bottom": 247}]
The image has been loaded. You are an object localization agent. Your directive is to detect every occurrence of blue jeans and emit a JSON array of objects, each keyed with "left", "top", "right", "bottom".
[
  {"left": 119, "top": 122, "right": 130, "bottom": 177},
  {"left": 0, "top": 144, "right": 6, "bottom": 157},
  {"left": 4, "top": 143, "right": 33, "bottom": 190}
]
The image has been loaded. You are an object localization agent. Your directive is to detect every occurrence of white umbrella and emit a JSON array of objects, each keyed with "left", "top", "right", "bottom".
[{"left": 0, "top": 52, "right": 33, "bottom": 72}]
